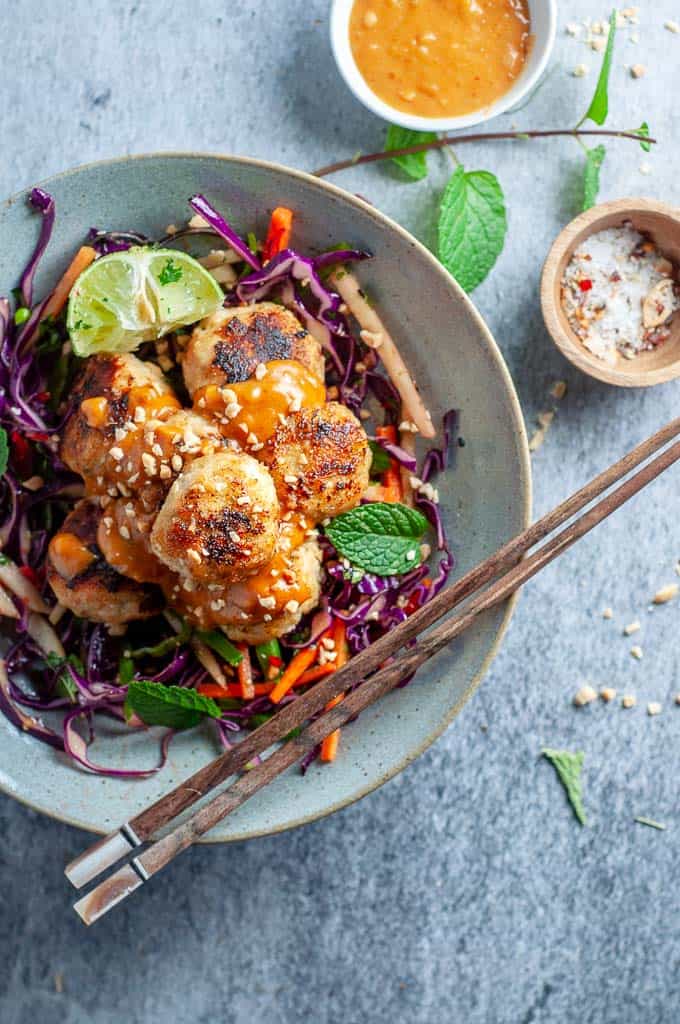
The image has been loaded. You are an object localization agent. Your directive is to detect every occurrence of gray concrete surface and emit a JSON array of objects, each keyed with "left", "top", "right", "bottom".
[{"left": 2, "top": 2, "right": 679, "bottom": 1021}]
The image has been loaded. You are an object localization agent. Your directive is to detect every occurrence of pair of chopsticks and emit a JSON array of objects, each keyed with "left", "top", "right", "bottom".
[{"left": 66, "top": 417, "right": 680, "bottom": 923}]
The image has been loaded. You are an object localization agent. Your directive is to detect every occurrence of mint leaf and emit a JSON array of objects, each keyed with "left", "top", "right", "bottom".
[
  {"left": 582, "top": 145, "right": 606, "bottom": 210},
  {"left": 438, "top": 166, "right": 507, "bottom": 292},
  {"left": 542, "top": 748, "right": 587, "bottom": 825},
  {"left": 0, "top": 428, "right": 8, "bottom": 477},
  {"left": 325, "top": 501, "right": 428, "bottom": 576},
  {"left": 581, "top": 9, "right": 616, "bottom": 126},
  {"left": 158, "top": 258, "right": 183, "bottom": 285},
  {"left": 125, "top": 680, "right": 221, "bottom": 730},
  {"left": 385, "top": 124, "right": 437, "bottom": 182},
  {"left": 369, "top": 439, "right": 392, "bottom": 477},
  {"left": 635, "top": 121, "right": 651, "bottom": 152},
  {"left": 194, "top": 629, "right": 243, "bottom": 666}
]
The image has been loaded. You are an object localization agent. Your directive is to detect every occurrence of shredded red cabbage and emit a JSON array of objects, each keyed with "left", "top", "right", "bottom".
[{"left": 0, "top": 187, "right": 458, "bottom": 778}]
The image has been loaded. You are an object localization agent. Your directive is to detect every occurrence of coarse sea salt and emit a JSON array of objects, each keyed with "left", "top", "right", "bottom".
[{"left": 561, "top": 225, "right": 680, "bottom": 364}]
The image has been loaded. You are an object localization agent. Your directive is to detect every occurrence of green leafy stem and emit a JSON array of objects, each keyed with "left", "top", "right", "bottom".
[{"left": 312, "top": 126, "right": 655, "bottom": 180}]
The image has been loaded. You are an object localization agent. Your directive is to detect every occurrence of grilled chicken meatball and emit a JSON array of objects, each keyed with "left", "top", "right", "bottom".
[
  {"left": 150, "top": 451, "right": 279, "bottom": 584},
  {"left": 103, "top": 409, "right": 226, "bottom": 513},
  {"left": 47, "top": 500, "right": 162, "bottom": 624},
  {"left": 60, "top": 353, "right": 179, "bottom": 484},
  {"left": 183, "top": 302, "right": 324, "bottom": 396},
  {"left": 262, "top": 402, "right": 371, "bottom": 520},
  {"left": 167, "top": 535, "right": 323, "bottom": 642}
]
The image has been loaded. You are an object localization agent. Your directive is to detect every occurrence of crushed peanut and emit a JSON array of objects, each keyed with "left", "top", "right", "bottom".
[
  {"left": 653, "top": 583, "right": 679, "bottom": 604},
  {"left": 630, "top": 645, "right": 643, "bottom": 660},
  {"left": 622, "top": 694, "right": 636, "bottom": 709},
  {"left": 600, "top": 687, "right": 617, "bottom": 703},
  {"left": 574, "top": 684, "right": 598, "bottom": 706},
  {"left": 623, "top": 620, "right": 640, "bottom": 636},
  {"left": 647, "top": 702, "right": 662, "bottom": 716}
]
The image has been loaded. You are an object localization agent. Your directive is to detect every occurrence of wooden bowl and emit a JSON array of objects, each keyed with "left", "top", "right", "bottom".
[{"left": 541, "top": 198, "right": 680, "bottom": 387}]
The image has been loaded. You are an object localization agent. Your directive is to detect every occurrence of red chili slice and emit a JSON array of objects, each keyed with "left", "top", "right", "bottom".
[{"left": 578, "top": 279, "right": 593, "bottom": 292}]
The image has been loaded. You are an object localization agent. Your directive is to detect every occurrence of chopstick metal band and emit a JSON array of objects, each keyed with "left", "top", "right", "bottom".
[
  {"left": 73, "top": 864, "right": 144, "bottom": 926},
  {"left": 65, "top": 828, "right": 140, "bottom": 890}
]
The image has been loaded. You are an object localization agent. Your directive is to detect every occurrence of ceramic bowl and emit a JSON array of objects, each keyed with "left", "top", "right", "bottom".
[
  {"left": 0, "top": 154, "right": 530, "bottom": 840},
  {"left": 541, "top": 198, "right": 680, "bottom": 388},
  {"left": 330, "top": 0, "right": 557, "bottom": 132}
]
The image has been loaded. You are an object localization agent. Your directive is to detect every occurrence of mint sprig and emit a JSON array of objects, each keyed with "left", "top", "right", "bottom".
[
  {"left": 385, "top": 125, "right": 437, "bottom": 182},
  {"left": 438, "top": 167, "right": 507, "bottom": 293},
  {"left": 542, "top": 748, "right": 587, "bottom": 826},
  {"left": 325, "top": 501, "right": 428, "bottom": 576},
  {"left": 125, "top": 680, "right": 221, "bottom": 730}
]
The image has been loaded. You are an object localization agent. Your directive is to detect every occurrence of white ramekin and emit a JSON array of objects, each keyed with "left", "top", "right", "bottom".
[{"left": 330, "top": 0, "right": 557, "bottom": 132}]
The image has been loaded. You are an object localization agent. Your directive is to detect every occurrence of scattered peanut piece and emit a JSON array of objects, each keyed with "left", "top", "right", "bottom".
[
  {"left": 630, "top": 645, "right": 643, "bottom": 660},
  {"left": 639, "top": 162, "right": 652, "bottom": 175},
  {"left": 565, "top": 22, "right": 581, "bottom": 36},
  {"left": 590, "top": 37, "right": 606, "bottom": 51},
  {"left": 602, "top": 607, "right": 613, "bottom": 620},
  {"left": 647, "top": 702, "right": 662, "bottom": 716},
  {"left": 622, "top": 694, "right": 637, "bottom": 709},
  {"left": 623, "top": 620, "right": 641, "bottom": 636},
  {"left": 664, "top": 20, "right": 680, "bottom": 34},
  {"left": 600, "top": 687, "right": 617, "bottom": 702},
  {"left": 630, "top": 63, "right": 646, "bottom": 78},
  {"left": 574, "top": 684, "right": 598, "bottom": 707},
  {"left": 550, "top": 380, "right": 567, "bottom": 400},
  {"left": 528, "top": 428, "right": 546, "bottom": 453},
  {"left": 572, "top": 63, "right": 589, "bottom": 77},
  {"left": 653, "top": 583, "right": 679, "bottom": 604}
]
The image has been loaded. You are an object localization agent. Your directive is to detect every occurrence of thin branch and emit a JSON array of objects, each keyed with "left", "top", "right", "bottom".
[{"left": 312, "top": 128, "right": 657, "bottom": 178}]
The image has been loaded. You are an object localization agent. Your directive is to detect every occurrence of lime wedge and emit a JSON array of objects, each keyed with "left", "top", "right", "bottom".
[{"left": 66, "top": 247, "right": 224, "bottom": 356}]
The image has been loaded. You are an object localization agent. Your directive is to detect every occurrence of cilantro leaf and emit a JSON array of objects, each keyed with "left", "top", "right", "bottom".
[
  {"left": 369, "top": 439, "right": 393, "bottom": 477},
  {"left": 542, "top": 748, "right": 587, "bottom": 825},
  {"left": 438, "top": 166, "right": 507, "bottom": 292},
  {"left": 325, "top": 501, "right": 428, "bottom": 576},
  {"left": 582, "top": 145, "right": 606, "bottom": 210},
  {"left": 0, "top": 428, "right": 8, "bottom": 477},
  {"left": 580, "top": 9, "right": 617, "bottom": 126},
  {"left": 158, "top": 258, "right": 183, "bottom": 285},
  {"left": 385, "top": 124, "right": 437, "bottom": 182},
  {"left": 194, "top": 629, "right": 243, "bottom": 666},
  {"left": 125, "top": 680, "right": 221, "bottom": 730},
  {"left": 635, "top": 121, "right": 651, "bottom": 152}
]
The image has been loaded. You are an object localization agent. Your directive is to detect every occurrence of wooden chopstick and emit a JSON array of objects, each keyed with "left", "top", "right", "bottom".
[{"left": 65, "top": 415, "right": 680, "bottom": 898}]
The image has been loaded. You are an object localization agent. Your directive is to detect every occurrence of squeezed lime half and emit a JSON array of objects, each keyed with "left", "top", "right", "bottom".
[{"left": 66, "top": 247, "right": 224, "bottom": 356}]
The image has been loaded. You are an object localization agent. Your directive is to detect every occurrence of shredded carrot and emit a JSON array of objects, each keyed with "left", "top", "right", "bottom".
[
  {"left": 319, "top": 622, "right": 349, "bottom": 762},
  {"left": 236, "top": 644, "right": 255, "bottom": 700},
  {"left": 197, "top": 681, "right": 274, "bottom": 699},
  {"left": 332, "top": 619, "right": 349, "bottom": 670},
  {"left": 262, "top": 207, "right": 293, "bottom": 263},
  {"left": 376, "top": 425, "right": 403, "bottom": 503},
  {"left": 295, "top": 664, "right": 336, "bottom": 687},
  {"left": 269, "top": 629, "right": 331, "bottom": 704},
  {"left": 321, "top": 722, "right": 342, "bottom": 762},
  {"left": 40, "top": 246, "right": 96, "bottom": 323}
]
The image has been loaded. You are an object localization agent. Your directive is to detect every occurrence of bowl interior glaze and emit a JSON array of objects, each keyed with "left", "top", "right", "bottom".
[{"left": 0, "top": 154, "right": 530, "bottom": 840}]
